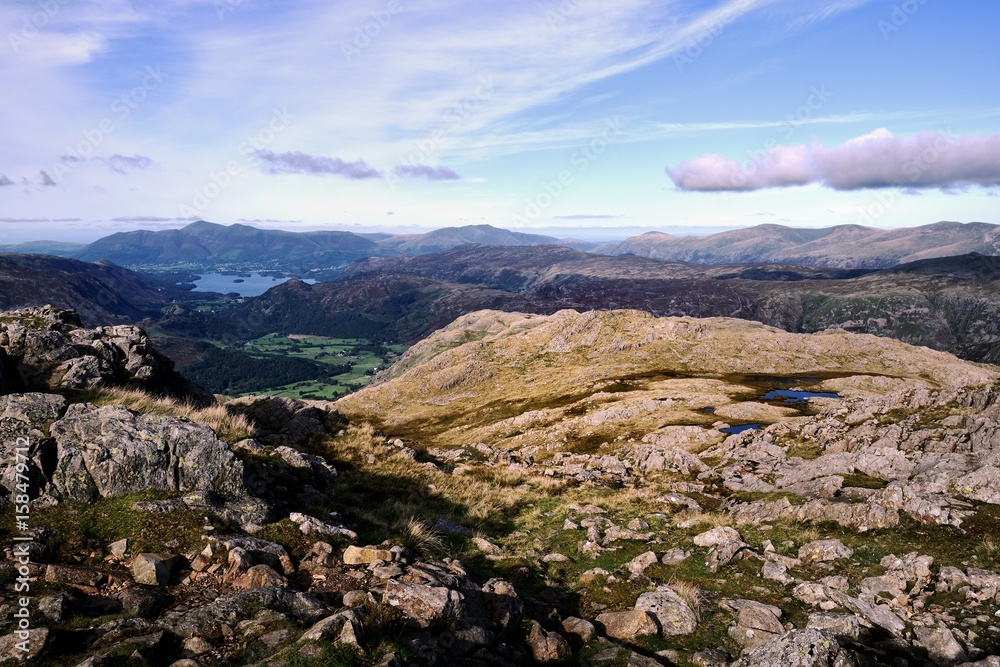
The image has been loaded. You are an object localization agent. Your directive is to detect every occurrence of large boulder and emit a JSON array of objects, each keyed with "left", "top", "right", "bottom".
[
  {"left": 634, "top": 586, "right": 698, "bottom": 636},
  {"left": 383, "top": 579, "right": 465, "bottom": 629},
  {"left": 48, "top": 403, "right": 249, "bottom": 502}
]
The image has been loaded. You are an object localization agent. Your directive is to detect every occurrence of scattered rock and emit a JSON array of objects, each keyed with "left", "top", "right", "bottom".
[
  {"left": 915, "top": 626, "right": 968, "bottom": 666},
  {"left": 527, "top": 620, "right": 572, "bottom": 663},
  {"left": 343, "top": 545, "right": 394, "bottom": 565},
  {"left": 595, "top": 610, "right": 660, "bottom": 640},
  {"left": 131, "top": 554, "right": 174, "bottom": 587},
  {"left": 635, "top": 586, "right": 698, "bottom": 636},
  {"left": 798, "top": 539, "right": 853, "bottom": 564}
]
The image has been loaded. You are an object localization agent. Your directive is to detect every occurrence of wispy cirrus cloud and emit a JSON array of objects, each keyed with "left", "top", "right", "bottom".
[
  {"left": 59, "top": 153, "right": 157, "bottom": 174},
  {"left": 254, "top": 150, "right": 381, "bottom": 180},
  {"left": 110, "top": 215, "right": 193, "bottom": 222},
  {"left": 667, "top": 129, "right": 1000, "bottom": 192},
  {"left": 553, "top": 214, "right": 624, "bottom": 220},
  {"left": 393, "top": 164, "right": 461, "bottom": 181}
]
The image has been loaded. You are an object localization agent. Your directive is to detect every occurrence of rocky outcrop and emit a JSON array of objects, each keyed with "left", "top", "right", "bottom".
[
  {"left": 0, "top": 306, "right": 208, "bottom": 401},
  {"left": 48, "top": 403, "right": 249, "bottom": 502}
]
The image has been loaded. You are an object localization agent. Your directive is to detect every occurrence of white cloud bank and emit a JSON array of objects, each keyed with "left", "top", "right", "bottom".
[{"left": 666, "top": 129, "right": 1000, "bottom": 191}]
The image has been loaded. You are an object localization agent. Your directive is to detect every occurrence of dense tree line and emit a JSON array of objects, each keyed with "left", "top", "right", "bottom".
[{"left": 183, "top": 342, "right": 350, "bottom": 394}]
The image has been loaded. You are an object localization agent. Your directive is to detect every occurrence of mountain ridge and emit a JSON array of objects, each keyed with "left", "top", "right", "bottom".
[{"left": 593, "top": 220, "right": 1000, "bottom": 268}]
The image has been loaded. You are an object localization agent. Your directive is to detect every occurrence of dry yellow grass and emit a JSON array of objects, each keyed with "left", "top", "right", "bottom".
[{"left": 81, "top": 386, "right": 255, "bottom": 443}]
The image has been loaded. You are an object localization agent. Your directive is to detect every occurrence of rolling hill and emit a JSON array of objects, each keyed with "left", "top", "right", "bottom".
[{"left": 0, "top": 253, "right": 182, "bottom": 324}]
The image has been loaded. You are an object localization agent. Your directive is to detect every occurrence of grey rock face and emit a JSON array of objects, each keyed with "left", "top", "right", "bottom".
[
  {"left": 732, "top": 628, "right": 855, "bottom": 667},
  {"left": 159, "top": 587, "right": 327, "bottom": 639},
  {"left": 48, "top": 403, "right": 248, "bottom": 502},
  {"left": 384, "top": 579, "right": 465, "bottom": 629},
  {"left": 0, "top": 392, "right": 66, "bottom": 499}
]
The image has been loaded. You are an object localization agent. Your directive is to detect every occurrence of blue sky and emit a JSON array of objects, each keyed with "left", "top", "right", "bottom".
[{"left": 1, "top": 0, "right": 998, "bottom": 243}]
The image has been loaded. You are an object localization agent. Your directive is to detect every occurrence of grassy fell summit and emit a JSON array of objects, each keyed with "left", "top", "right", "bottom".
[{"left": 336, "top": 308, "right": 996, "bottom": 449}]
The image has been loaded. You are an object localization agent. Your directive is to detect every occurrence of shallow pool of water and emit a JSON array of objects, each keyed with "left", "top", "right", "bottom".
[
  {"left": 720, "top": 423, "right": 761, "bottom": 435},
  {"left": 760, "top": 389, "right": 842, "bottom": 403}
]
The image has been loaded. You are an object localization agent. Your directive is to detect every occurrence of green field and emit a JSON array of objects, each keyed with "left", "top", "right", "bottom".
[{"left": 239, "top": 334, "right": 407, "bottom": 400}]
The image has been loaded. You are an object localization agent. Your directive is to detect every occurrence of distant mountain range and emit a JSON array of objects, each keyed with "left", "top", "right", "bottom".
[
  {"left": 66, "top": 220, "right": 594, "bottom": 275},
  {"left": 6, "top": 220, "right": 996, "bottom": 274},
  {"left": 593, "top": 220, "right": 1000, "bottom": 268}
]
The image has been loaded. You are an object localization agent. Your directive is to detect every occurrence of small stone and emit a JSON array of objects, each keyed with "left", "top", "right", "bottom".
[
  {"left": 596, "top": 610, "right": 660, "bottom": 640},
  {"left": 260, "top": 629, "right": 290, "bottom": 647},
  {"left": 183, "top": 636, "right": 213, "bottom": 655},
  {"left": 691, "top": 648, "right": 731, "bottom": 667},
  {"left": 661, "top": 549, "right": 691, "bottom": 565},
  {"left": 543, "top": 552, "right": 570, "bottom": 563},
  {"left": 627, "top": 551, "right": 658, "bottom": 576},
  {"left": 798, "top": 539, "right": 853, "bottom": 564},
  {"left": 693, "top": 526, "right": 742, "bottom": 547},
  {"left": 343, "top": 545, "right": 394, "bottom": 565},
  {"left": 635, "top": 586, "right": 698, "bottom": 636},
  {"left": 0, "top": 627, "right": 47, "bottom": 661},
  {"left": 472, "top": 537, "right": 501, "bottom": 555},
  {"left": 806, "top": 612, "right": 860, "bottom": 640},
  {"left": 109, "top": 538, "right": 129, "bottom": 559},
  {"left": 434, "top": 518, "right": 472, "bottom": 537},
  {"left": 132, "top": 553, "right": 174, "bottom": 586},
  {"left": 38, "top": 593, "right": 68, "bottom": 623},
  {"left": 561, "top": 616, "right": 596, "bottom": 646}
]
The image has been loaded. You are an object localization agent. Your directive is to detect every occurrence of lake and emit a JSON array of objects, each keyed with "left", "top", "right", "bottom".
[{"left": 189, "top": 273, "right": 317, "bottom": 297}]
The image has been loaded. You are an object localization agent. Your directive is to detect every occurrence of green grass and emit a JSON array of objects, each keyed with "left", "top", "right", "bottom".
[
  {"left": 234, "top": 334, "right": 406, "bottom": 399},
  {"left": 0, "top": 491, "right": 208, "bottom": 565}
]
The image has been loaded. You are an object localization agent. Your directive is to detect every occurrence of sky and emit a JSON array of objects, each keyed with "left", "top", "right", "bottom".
[{"left": 1, "top": 0, "right": 999, "bottom": 244}]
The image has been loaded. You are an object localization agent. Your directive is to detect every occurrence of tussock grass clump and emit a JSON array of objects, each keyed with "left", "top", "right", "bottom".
[
  {"left": 667, "top": 577, "right": 704, "bottom": 621},
  {"left": 77, "top": 386, "right": 255, "bottom": 443}
]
